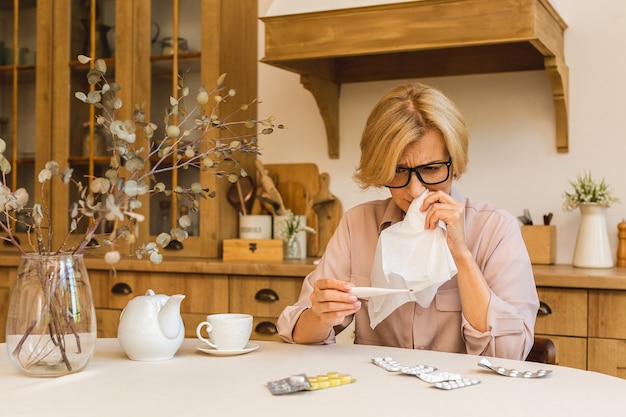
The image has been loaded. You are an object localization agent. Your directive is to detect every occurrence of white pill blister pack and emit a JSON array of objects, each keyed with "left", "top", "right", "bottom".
[
  {"left": 371, "top": 357, "right": 437, "bottom": 374},
  {"left": 371, "top": 357, "right": 481, "bottom": 390}
]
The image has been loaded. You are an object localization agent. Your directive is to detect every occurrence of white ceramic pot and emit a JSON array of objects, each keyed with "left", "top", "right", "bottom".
[{"left": 572, "top": 203, "right": 614, "bottom": 268}]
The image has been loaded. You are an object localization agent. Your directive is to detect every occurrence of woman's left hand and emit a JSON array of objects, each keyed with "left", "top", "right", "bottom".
[{"left": 421, "top": 190, "right": 468, "bottom": 256}]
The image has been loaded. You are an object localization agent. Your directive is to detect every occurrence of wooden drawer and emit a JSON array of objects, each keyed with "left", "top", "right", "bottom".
[
  {"left": 183, "top": 312, "right": 212, "bottom": 339},
  {"left": 229, "top": 275, "right": 302, "bottom": 317},
  {"left": 588, "top": 338, "right": 626, "bottom": 378},
  {"left": 94, "top": 308, "right": 122, "bottom": 338},
  {"left": 536, "top": 333, "right": 587, "bottom": 370},
  {"left": 252, "top": 316, "right": 280, "bottom": 341},
  {"left": 90, "top": 271, "right": 230, "bottom": 339},
  {"left": 90, "top": 270, "right": 229, "bottom": 314},
  {"left": 535, "top": 287, "right": 587, "bottom": 337},
  {"left": 589, "top": 290, "right": 626, "bottom": 339},
  {"left": 90, "top": 270, "right": 133, "bottom": 309}
]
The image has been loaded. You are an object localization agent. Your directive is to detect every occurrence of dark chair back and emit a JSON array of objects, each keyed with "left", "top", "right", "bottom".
[{"left": 526, "top": 336, "right": 556, "bottom": 365}]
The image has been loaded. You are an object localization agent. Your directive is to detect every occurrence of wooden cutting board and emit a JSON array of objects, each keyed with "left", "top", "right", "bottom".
[
  {"left": 313, "top": 172, "right": 343, "bottom": 256},
  {"left": 263, "top": 163, "right": 343, "bottom": 257},
  {"left": 264, "top": 163, "right": 321, "bottom": 211}
]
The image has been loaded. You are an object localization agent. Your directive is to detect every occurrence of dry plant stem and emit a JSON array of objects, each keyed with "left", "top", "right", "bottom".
[
  {"left": 73, "top": 217, "right": 103, "bottom": 256},
  {"left": 11, "top": 319, "right": 36, "bottom": 357},
  {"left": 0, "top": 223, "right": 26, "bottom": 255}
]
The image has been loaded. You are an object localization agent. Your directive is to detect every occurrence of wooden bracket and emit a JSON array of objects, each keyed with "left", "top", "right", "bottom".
[{"left": 301, "top": 74, "right": 340, "bottom": 159}]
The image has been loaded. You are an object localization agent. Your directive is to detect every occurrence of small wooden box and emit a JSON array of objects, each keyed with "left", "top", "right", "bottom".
[
  {"left": 521, "top": 225, "right": 556, "bottom": 265},
  {"left": 222, "top": 239, "right": 283, "bottom": 261}
]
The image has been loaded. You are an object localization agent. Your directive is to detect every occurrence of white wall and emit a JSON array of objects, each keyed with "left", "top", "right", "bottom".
[{"left": 256, "top": 0, "right": 626, "bottom": 265}]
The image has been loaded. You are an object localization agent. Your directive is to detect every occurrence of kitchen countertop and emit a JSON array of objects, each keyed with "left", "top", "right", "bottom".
[
  {"left": 0, "top": 253, "right": 318, "bottom": 277},
  {"left": 533, "top": 264, "right": 626, "bottom": 290},
  {"left": 4, "top": 251, "right": 626, "bottom": 289}
]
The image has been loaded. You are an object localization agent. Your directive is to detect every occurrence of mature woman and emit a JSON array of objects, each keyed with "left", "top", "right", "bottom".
[{"left": 277, "top": 83, "right": 539, "bottom": 360}]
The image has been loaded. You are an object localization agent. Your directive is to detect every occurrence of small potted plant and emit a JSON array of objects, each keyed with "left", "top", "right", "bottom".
[
  {"left": 563, "top": 172, "right": 619, "bottom": 268},
  {"left": 276, "top": 210, "right": 315, "bottom": 259},
  {"left": 562, "top": 172, "right": 619, "bottom": 212}
]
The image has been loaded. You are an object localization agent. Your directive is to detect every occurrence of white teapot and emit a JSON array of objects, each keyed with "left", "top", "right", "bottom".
[{"left": 117, "top": 289, "right": 186, "bottom": 361}]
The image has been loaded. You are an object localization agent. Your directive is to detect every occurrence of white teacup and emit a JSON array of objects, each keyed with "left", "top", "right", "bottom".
[{"left": 196, "top": 313, "right": 253, "bottom": 350}]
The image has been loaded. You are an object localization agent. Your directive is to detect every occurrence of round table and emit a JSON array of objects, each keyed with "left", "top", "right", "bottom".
[{"left": 1, "top": 339, "right": 623, "bottom": 416}]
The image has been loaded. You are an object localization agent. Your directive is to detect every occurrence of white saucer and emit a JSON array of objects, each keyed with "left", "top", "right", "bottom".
[{"left": 196, "top": 342, "right": 260, "bottom": 356}]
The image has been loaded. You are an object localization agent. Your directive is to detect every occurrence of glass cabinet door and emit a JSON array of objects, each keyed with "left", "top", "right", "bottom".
[
  {"left": 145, "top": 0, "right": 259, "bottom": 258},
  {"left": 149, "top": 0, "right": 202, "bottom": 243},
  {"left": 0, "top": 0, "right": 38, "bottom": 252},
  {"left": 64, "top": 0, "right": 117, "bottom": 252}
]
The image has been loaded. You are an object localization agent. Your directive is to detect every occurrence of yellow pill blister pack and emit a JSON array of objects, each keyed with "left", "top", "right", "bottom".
[
  {"left": 267, "top": 372, "right": 356, "bottom": 395},
  {"left": 306, "top": 372, "right": 356, "bottom": 390}
]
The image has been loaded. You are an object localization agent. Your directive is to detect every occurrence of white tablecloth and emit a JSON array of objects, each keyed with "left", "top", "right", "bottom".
[{"left": 1, "top": 339, "right": 623, "bottom": 416}]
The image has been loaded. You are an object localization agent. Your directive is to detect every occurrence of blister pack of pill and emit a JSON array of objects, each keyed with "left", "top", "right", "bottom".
[
  {"left": 267, "top": 372, "right": 356, "bottom": 395},
  {"left": 433, "top": 378, "right": 481, "bottom": 390},
  {"left": 267, "top": 373, "right": 311, "bottom": 395},
  {"left": 306, "top": 372, "right": 356, "bottom": 390},
  {"left": 371, "top": 357, "right": 437, "bottom": 375},
  {"left": 371, "top": 356, "right": 480, "bottom": 390}
]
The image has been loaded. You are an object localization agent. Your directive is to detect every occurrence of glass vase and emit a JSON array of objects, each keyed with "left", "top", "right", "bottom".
[
  {"left": 572, "top": 203, "right": 614, "bottom": 268},
  {"left": 284, "top": 238, "right": 301, "bottom": 259},
  {"left": 5, "top": 253, "right": 97, "bottom": 377}
]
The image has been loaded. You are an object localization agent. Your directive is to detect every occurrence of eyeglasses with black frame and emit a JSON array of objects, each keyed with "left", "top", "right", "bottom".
[{"left": 385, "top": 158, "right": 452, "bottom": 188}]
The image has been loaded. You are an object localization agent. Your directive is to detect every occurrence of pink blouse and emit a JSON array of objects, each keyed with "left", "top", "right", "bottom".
[{"left": 277, "top": 188, "right": 539, "bottom": 360}]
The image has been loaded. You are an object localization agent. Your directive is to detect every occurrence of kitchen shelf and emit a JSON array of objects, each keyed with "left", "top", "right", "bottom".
[{"left": 261, "top": 0, "right": 568, "bottom": 158}]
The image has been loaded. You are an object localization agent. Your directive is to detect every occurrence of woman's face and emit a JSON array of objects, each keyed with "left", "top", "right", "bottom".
[{"left": 389, "top": 129, "right": 452, "bottom": 213}]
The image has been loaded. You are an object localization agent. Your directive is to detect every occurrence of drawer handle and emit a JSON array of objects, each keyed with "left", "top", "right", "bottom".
[
  {"left": 255, "top": 288, "right": 279, "bottom": 302},
  {"left": 255, "top": 321, "right": 278, "bottom": 335},
  {"left": 111, "top": 282, "right": 133, "bottom": 295},
  {"left": 537, "top": 301, "right": 552, "bottom": 316}
]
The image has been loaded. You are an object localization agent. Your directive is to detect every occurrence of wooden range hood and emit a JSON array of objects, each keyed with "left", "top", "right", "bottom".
[{"left": 261, "top": 0, "right": 568, "bottom": 158}]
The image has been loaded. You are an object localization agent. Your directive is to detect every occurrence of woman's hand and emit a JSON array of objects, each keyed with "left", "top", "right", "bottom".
[
  {"left": 421, "top": 190, "right": 468, "bottom": 257},
  {"left": 293, "top": 278, "right": 361, "bottom": 343},
  {"left": 309, "top": 278, "right": 362, "bottom": 327}
]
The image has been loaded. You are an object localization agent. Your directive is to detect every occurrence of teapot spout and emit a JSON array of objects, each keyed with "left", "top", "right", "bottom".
[{"left": 158, "top": 294, "right": 185, "bottom": 339}]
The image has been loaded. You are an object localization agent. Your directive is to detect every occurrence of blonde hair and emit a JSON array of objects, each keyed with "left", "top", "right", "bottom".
[{"left": 354, "top": 83, "right": 469, "bottom": 189}]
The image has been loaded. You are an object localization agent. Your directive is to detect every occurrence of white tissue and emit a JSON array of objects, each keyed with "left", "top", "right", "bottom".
[{"left": 368, "top": 192, "right": 458, "bottom": 328}]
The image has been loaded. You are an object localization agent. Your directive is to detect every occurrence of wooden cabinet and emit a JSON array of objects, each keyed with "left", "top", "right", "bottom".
[
  {"left": 588, "top": 290, "right": 626, "bottom": 379},
  {"left": 0, "top": 255, "right": 313, "bottom": 343},
  {"left": 89, "top": 269, "right": 229, "bottom": 338},
  {"left": 535, "top": 287, "right": 588, "bottom": 369},
  {"left": 6, "top": 257, "right": 626, "bottom": 376},
  {"left": 68, "top": 257, "right": 313, "bottom": 342},
  {"left": 88, "top": 271, "right": 305, "bottom": 342},
  {"left": 0, "top": 0, "right": 258, "bottom": 260},
  {"left": 534, "top": 265, "right": 626, "bottom": 378},
  {"left": 588, "top": 338, "right": 626, "bottom": 379}
]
